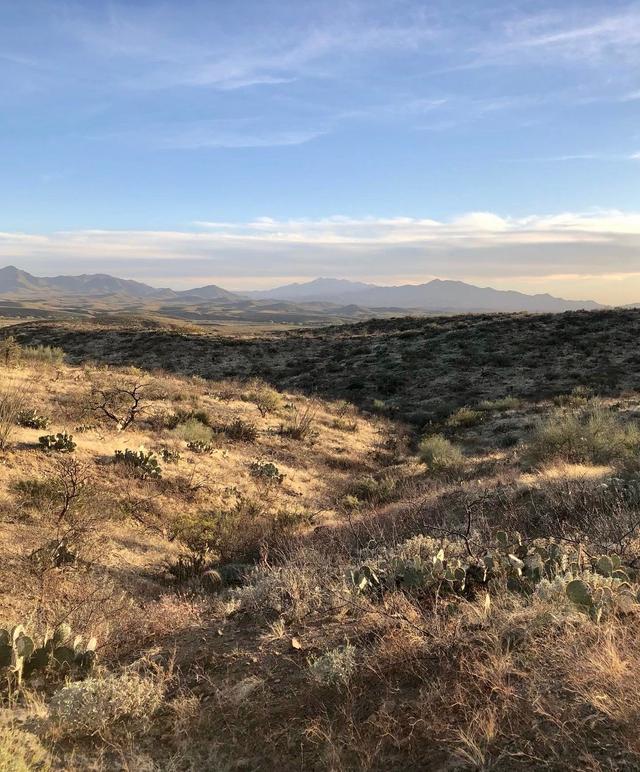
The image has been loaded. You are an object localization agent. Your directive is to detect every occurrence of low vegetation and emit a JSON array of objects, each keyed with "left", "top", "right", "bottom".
[{"left": 1, "top": 315, "right": 640, "bottom": 770}]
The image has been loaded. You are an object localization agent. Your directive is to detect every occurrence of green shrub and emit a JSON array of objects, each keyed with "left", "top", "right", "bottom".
[
  {"left": 526, "top": 406, "right": 640, "bottom": 467},
  {"left": 446, "top": 406, "right": 484, "bottom": 428},
  {"left": 347, "top": 474, "right": 397, "bottom": 505},
  {"left": 39, "top": 432, "right": 76, "bottom": 453},
  {"left": 308, "top": 644, "right": 357, "bottom": 687},
  {"left": 49, "top": 670, "right": 164, "bottom": 738},
  {"left": 16, "top": 408, "right": 50, "bottom": 429},
  {"left": 175, "top": 498, "right": 304, "bottom": 565},
  {"left": 242, "top": 381, "right": 282, "bottom": 417},
  {"left": 478, "top": 396, "right": 521, "bottom": 412},
  {"left": 114, "top": 447, "right": 162, "bottom": 479},
  {"left": 20, "top": 345, "right": 65, "bottom": 366},
  {"left": 171, "top": 418, "right": 214, "bottom": 445},
  {"left": 553, "top": 386, "right": 593, "bottom": 408},
  {"left": 418, "top": 434, "right": 464, "bottom": 474},
  {"left": 165, "top": 408, "right": 211, "bottom": 429}
]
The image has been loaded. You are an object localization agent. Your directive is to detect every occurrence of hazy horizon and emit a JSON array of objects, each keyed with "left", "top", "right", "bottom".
[{"left": 0, "top": 261, "right": 626, "bottom": 305}]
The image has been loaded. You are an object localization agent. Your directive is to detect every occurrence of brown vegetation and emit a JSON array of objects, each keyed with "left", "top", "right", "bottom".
[{"left": 0, "top": 314, "right": 639, "bottom": 770}]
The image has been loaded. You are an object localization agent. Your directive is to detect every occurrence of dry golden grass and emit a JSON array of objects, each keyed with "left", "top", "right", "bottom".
[
  {"left": 1, "top": 332, "right": 640, "bottom": 771},
  {"left": 520, "top": 461, "right": 614, "bottom": 484}
]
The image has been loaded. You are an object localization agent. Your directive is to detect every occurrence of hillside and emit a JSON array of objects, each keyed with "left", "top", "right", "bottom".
[
  {"left": 1, "top": 313, "right": 640, "bottom": 770},
  {"left": 8, "top": 308, "right": 640, "bottom": 427}
]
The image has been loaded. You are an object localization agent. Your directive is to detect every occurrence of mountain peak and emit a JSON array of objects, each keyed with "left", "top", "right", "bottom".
[{"left": 242, "top": 276, "right": 604, "bottom": 313}]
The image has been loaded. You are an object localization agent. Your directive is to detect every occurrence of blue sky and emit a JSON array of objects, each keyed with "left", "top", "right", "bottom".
[{"left": 1, "top": 0, "right": 640, "bottom": 302}]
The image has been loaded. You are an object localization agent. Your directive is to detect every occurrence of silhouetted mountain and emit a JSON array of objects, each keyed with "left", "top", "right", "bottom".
[
  {"left": 247, "top": 277, "right": 375, "bottom": 301},
  {"left": 246, "top": 277, "right": 603, "bottom": 312},
  {"left": 0, "top": 266, "right": 236, "bottom": 302},
  {"left": 176, "top": 284, "right": 238, "bottom": 301},
  {"left": 0, "top": 266, "right": 605, "bottom": 321}
]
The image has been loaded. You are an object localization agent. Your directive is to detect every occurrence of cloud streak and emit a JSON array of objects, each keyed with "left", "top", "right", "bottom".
[
  {"left": 2, "top": 211, "right": 640, "bottom": 303},
  {"left": 471, "top": 4, "right": 640, "bottom": 67}
]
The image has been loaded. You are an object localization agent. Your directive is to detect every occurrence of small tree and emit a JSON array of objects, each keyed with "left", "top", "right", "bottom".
[
  {"left": 0, "top": 378, "right": 26, "bottom": 449},
  {"left": 21, "top": 457, "right": 106, "bottom": 571},
  {"left": 0, "top": 336, "right": 20, "bottom": 367},
  {"left": 89, "top": 376, "right": 154, "bottom": 431},
  {"left": 243, "top": 381, "right": 281, "bottom": 418}
]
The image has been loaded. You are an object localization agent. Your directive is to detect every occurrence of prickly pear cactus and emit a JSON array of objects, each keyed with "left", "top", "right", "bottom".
[
  {"left": 17, "top": 409, "right": 50, "bottom": 429},
  {"left": 38, "top": 431, "right": 76, "bottom": 452},
  {"left": 348, "top": 531, "right": 640, "bottom": 624},
  {"left": 114, "top": 447, "right": 162, "bottom": 479},
  {"left": 0, "top": 622, "right": 97, "bottom": 686}
]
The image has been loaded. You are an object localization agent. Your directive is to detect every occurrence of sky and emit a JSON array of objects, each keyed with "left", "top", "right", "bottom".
[{"left": 1, "top": 0, "right": 639, "bottom": 303}]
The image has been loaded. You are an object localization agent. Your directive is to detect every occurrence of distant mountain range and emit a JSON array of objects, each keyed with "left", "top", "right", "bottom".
[
  {"left": 0, "top": 266, "right": 606, "bottom": 321},
  {"left": 0, "top": 265, "right": 236, "bottom": 302},
  {"left": 245, "top": 276, "right": 603, "bottom": 313}
]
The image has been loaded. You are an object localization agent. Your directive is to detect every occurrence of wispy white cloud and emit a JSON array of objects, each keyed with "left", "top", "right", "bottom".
[
  {"left": 474, "top": 5, "right": 640, "bottom": 66},
  {"left": 57, "top": 2, "right": 441, "bottom": 92},
  {"left": 509, "top": 152, "right": 640, "bottom": 162},
  {"left": 6, "top": 0, "right": 638, "bottom": 153},
  {"left": 154, "top": 123, "right": 326, "bottom": 150},
  {"left": 93, "top": 116, "right": 328, "bottom": 149}
]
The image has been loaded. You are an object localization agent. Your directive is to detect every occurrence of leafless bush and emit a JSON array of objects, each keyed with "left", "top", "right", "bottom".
[
  {"left": 88, "top": 374, "right": 159, "bottom": 430},
  {"left": 20, "top": 457, "right": 112, "bottom": 571}
]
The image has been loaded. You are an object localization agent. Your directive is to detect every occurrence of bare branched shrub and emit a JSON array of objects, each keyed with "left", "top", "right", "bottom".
[
  {"left": 19, "top": 457, "right": 112, "bottom": 570},
  {"left": 88, "top": 373, "right": 159, "bottom": 431},
  {"left": 498, "top": 476, "right": 640, "bottom": 557}
]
